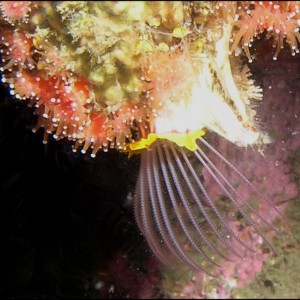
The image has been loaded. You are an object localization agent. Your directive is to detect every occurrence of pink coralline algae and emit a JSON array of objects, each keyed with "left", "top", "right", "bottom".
[{"left": 94, "top": 256, "right": 161, "bottom": 299}]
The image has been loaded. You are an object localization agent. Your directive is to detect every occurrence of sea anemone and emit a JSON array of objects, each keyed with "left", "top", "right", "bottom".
[
  {"left": 0, "top": 30, "right": 33, "bottom": 71},
  {"left": 222, "top": 1, "right": 300, "bottom": 61},
  {"left": 0, "top": 1, "right": 31, "bottom": 25}
]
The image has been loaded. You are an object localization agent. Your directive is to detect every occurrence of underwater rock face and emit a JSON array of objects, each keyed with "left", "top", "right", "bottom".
[{"left": 1, "top": 1, "right": 300, "bottom": 298}]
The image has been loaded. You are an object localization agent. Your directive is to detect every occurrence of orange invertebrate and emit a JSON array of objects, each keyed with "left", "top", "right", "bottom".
[
  {"left": 0, "top": 30, "right": 33, "bottom": 71},
  {"left": 223, "top": 1, "right": 300, "bottom": 61},
  {"left": 0, "top": 1, "right": 31, "bottom": 25}
]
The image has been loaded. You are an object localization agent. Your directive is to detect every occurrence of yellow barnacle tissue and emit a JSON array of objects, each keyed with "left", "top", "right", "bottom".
[
  {"left": 136, "top": 40, "right": 154, "bottom": 54},
  {"left": 172, "top": 26, "right": 190, "bottom": 38},
  {"left": 129, "top": 133, "right": 158, "bottom": 152},
  {"left": 129, "top": 129, "right": 205, "bottom": 153},
  {"left": 158, "top": 42, "right": 169, "bottom": 52},
  {"left": 148, "top": 17, "right": 161, "bottom": 27},
  {"left": 157, "top": 130, "right": 205, "bottom": 151}
]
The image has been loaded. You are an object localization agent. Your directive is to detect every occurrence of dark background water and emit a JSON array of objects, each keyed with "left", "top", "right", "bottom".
[{"left": 0, "top": 82, "right": 160, "bottom": 299}]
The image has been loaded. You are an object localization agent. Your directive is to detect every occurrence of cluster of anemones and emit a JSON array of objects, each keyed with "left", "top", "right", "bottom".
[
  {"left": 0, "top": 0, "right": 207, "bottom": 157},
  {"left": 2, "top": 1, "right": 300, "bottom": 156},
  {"left": 0, "top": 34, "right": 200, "bottom": 157},
  {"left": 215, "top": 1, "right": 300, "bottom": 62},
  {"left": 3, "top": 1, "right": 300, "bottom": 158},
  {"left": 0, "top": 27, "right": 150, "bottom": 155}
]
